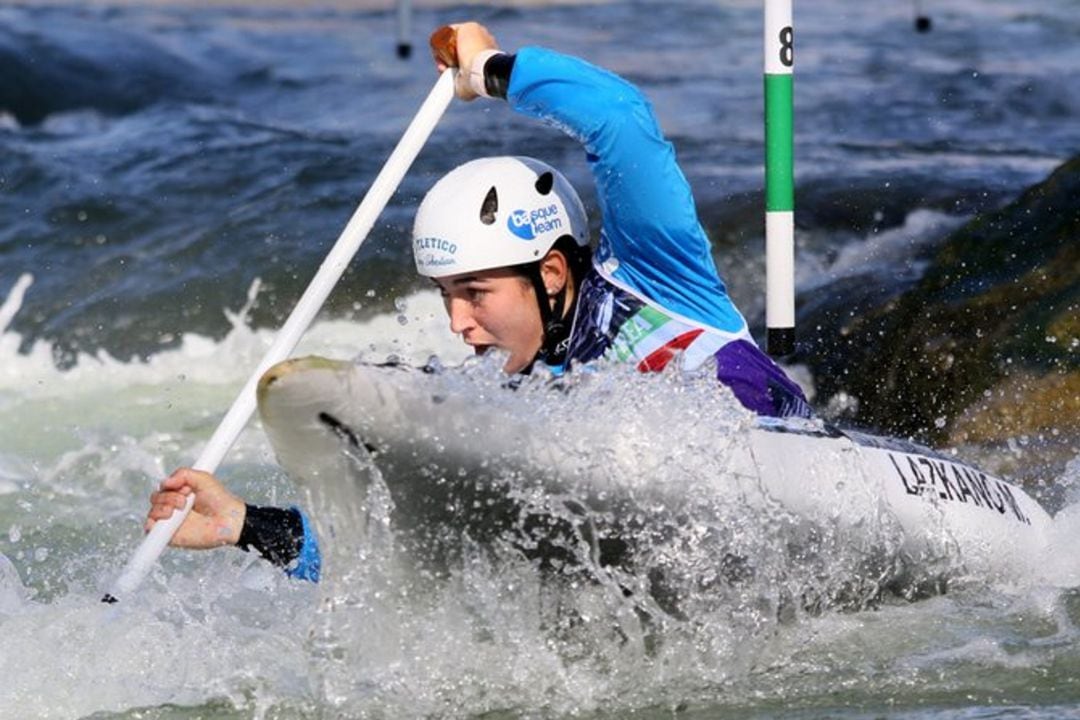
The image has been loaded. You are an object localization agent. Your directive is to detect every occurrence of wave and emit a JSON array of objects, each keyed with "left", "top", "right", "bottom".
[
  {"left": 0, "top": 6, "right": 216, "bottom": 126},
  {"left": 0, "top": 273, "right": 465, "bottom": 393}
]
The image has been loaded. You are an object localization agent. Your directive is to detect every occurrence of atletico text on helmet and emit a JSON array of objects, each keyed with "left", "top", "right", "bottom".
[{"left": 412, "top": 156, "right": 589, "bottom": 278}]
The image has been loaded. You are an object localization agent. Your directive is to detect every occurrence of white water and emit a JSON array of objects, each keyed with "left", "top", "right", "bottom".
[
  {"left": 0, "top": 277, "right": 467, "bottom": 718},
  {"left": 796, "top": 208, "right": 967, "bottom": 293},
  {"left": 1, "top": 275, "right": 1079, "bottom": 719}
]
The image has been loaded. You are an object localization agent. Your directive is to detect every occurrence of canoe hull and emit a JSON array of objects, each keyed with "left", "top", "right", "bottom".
[{"left": 256, "top": 356, "right": 1053, "bottom": 589}]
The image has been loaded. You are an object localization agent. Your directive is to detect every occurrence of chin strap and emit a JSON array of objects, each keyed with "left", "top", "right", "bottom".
[{"left": 524, "top": 263, "right": 573, "bottom": 368}]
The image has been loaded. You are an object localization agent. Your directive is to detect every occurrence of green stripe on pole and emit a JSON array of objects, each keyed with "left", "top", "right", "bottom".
[{"left": 765, "top": 73, "right": 794, "bottom": 212}]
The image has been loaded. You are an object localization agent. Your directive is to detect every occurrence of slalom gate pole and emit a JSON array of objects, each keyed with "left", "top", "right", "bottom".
[
  {"left": 396, "top": 0, "right": 413, "bottom": 59},
  {"left": 765, "top": 0, "right": 796, "bottom": 356}
]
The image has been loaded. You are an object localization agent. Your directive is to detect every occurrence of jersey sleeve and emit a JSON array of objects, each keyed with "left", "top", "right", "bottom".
[
  {"left": 285, "top": 507, "right": 321, "bottom": 582},
  {"left": 506, "top": 47, "right": 748, "bottom": 335},
  {"left": 237, "top": 504, "right": 321, "bottom": 582}
]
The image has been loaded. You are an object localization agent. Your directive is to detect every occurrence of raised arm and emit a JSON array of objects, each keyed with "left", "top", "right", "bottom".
[{"left": 435, "top": 22, "right": 747, "bottom": 335}]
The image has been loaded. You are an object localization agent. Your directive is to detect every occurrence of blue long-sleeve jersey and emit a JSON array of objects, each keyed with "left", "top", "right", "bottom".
[{"left": 509, "top": 47, "right": 811, "bottom": 418}]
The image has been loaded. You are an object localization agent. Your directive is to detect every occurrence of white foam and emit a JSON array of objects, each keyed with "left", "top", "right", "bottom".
[
  {"left": 796, "top": 209, "right": 966, "bottom": 293},
  {"left": 1042, "top": 456, "right": 1080, "bottom": 586},
  {"left": 0, "top": 563, "right": 316, "bottom": 719},
  {"left": 0, "top": 281, "right": 467, "bottom": 401},
  {"left": 0, "top": 553, "right": 28, "bottom": 616}
]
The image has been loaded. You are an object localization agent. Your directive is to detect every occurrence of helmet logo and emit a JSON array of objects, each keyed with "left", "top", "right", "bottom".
[
  {"left": 508, "top": 210, "right": 535, "bottom": 240},
  {"left": 507, "top": 204, "right": 562, "bottom": 241},
  {"left": 414, "top": 236, "right": 459, "bottom": 270}
]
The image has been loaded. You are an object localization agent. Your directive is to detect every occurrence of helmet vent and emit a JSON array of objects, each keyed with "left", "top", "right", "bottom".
[
  {"left": 479, "top": 186, "right": 498, "bottom": 225},
  {"left": 535, "top": 171, "right": 554, "bottom": 195}
]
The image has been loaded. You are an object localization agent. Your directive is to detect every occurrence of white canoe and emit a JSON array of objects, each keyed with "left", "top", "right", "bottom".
[{"left": 256, "top": 356, "right": 1059, "bottom": 589}]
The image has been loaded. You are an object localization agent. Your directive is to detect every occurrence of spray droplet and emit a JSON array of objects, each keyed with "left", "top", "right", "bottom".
[
  {"left": 934, "top": 416, "right": 947, "bottom": 429},
  {"left": 8, "top": 525, "right": 21, "bottom": 543}
]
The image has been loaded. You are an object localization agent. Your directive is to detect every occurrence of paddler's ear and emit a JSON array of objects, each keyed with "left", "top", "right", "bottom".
[{"left": 538, "top": 248, "right": 569, "bottom": 295}]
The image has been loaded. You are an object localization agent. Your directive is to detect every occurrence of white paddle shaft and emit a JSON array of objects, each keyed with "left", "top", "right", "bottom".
[{"left": 104, "top": 69, "right": 456, "bottom": 603}]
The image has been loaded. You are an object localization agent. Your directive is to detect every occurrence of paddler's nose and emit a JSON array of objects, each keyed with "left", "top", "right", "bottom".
[{"left": 446, "top": 296, "right": 475, "bottom": 335}]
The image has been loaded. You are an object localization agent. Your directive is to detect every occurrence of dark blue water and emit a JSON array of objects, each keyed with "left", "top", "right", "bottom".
[{"left": 2, "top": 0, "right": 1077, "bottom": 368}]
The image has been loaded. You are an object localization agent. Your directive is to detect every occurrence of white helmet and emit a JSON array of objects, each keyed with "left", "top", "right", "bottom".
[{"left": 412, "top": 156, "right": 589, "bottom": 278}]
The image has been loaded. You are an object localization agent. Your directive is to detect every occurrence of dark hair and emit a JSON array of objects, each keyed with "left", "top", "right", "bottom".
[
  {"left": 555, "top": 235, "right": 593, "bottom": 282},
  {"left": 509, "top": 235, "right": 592, "bottom": 285}
]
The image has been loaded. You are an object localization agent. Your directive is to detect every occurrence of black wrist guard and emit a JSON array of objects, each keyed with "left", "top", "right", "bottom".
[
  {"left": 484, "top": 53, "right": 516, "bottom": 99},
  {"left": 237, "top": 504, "right": 304, "bottom": 569}
]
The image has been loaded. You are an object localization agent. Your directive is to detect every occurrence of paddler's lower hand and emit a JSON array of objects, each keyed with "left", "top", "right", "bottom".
[
  {"left": 429, "top": 21, "right": 501, "bottom": 101},
  {"left": 145, "top": 468, "right": 246, "bottom": 549}
]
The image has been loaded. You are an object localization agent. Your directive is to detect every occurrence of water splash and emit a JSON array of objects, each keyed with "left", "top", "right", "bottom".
[
  {"left": 0, "top": 282, "right": 466, "bottom": 717},
  {"left": 0, "top": 274, "right": 33, "bottom": 337},
  {"left": 0, "top": 302, "right": 1077, "bottom": 718},
  {"left": 273, "top": 359, "right": 955, "bottom": 717}
]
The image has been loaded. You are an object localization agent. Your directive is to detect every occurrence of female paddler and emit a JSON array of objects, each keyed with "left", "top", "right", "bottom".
[{"left": 145, "top": 22, "right": 812, "bottom": 580}]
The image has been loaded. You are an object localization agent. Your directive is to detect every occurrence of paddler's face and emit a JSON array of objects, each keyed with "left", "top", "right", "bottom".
[{"left": 435, "top": 268, "right": 544, "bottom": 374}]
